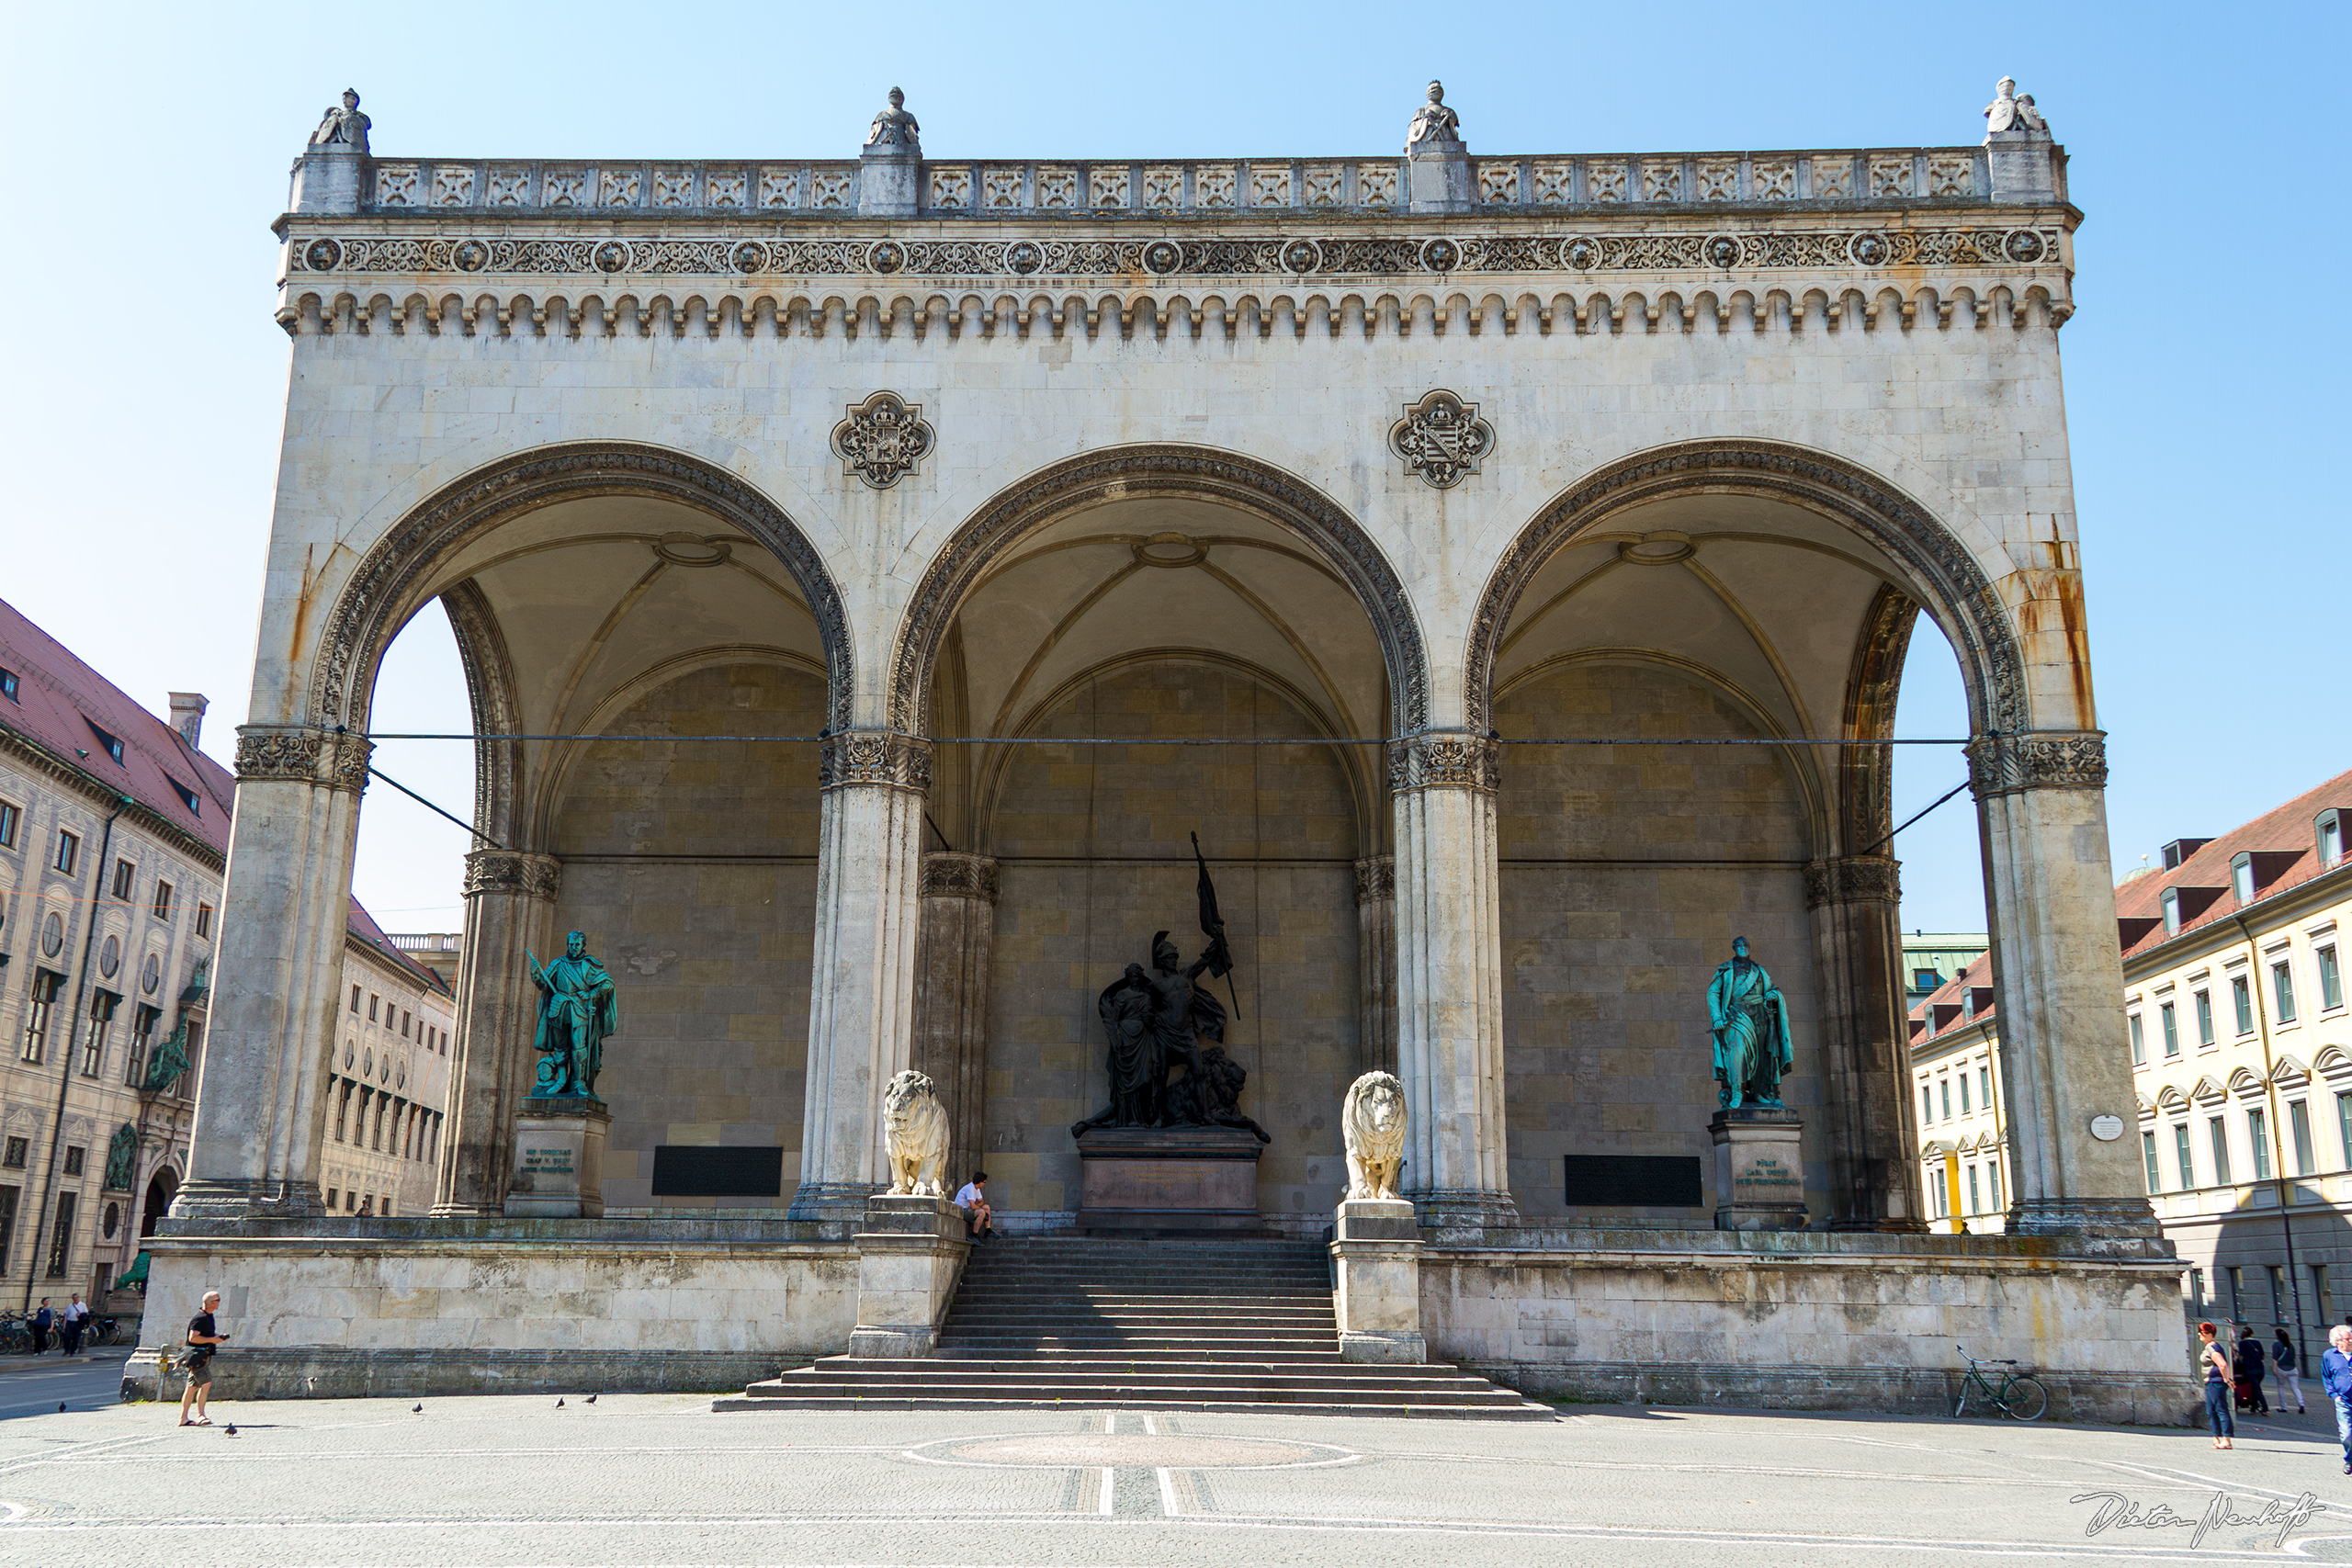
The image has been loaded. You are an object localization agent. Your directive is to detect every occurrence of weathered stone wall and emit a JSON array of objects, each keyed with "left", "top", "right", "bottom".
[
  {"left": 1497, "top": 661, "right": 1820, "bottom": 1222},
  {"left": 978, "top": 660, "right": 1367, "bottom": 1227},
  {"left": 548, "top": 661, "right": 824, "bottom": 1212},
  {"left": 1423, "top": 1234, "right": 2194, "bottom": 1424}
]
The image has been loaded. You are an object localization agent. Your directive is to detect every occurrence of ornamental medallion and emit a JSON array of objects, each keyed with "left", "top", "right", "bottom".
[
  {"left": 1388, "top": 389, "right": 1494, "bottom": 490},
  {"left": 831, "top": 391, "right": 936, "bottom": 490}
]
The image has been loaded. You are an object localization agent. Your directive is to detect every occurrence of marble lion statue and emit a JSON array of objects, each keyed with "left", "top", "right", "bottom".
[
  {"left": 882, "top": 1069, "right": 948, "bottom": 1197},
  {"left": 1342, "top": 1070, "right": 1408, "bottom": 1201}
]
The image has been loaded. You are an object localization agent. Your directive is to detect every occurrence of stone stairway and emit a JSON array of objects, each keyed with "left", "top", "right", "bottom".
[{"left": 718, "top": 1235, "right": 1548, "bottom": 1418}]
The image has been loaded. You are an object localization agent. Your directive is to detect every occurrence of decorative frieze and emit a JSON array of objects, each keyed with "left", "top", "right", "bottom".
[
  {"left": 232, "top": 726, "right": 372, "bottom": 793},
  {"left": 1388, "top": 390, "right": 1494, "bottom": 490},
  {"left": 1803, "top": 855, "right": 1901, "bottom": 909},
  {"left": 1966, "top": 731, "right": 2109, "bottom": 797},
  {"left": 920, "top": 852, "right": 1000, "bottom": 904},
  {"left": 830, "top": 391, "right": 935, "bottom": 490},
  {"left": 1386, "top": 734, "right": 1500, "bottom": 794},
  {"left": 1353, "top": 854, "right": 1396, "bottom": 906},
  {"left": 462, "top": 850, "right": 562, "bottom": 902},
  {"left": 819, "top": 731, "right": 933, "bottom": 792}
]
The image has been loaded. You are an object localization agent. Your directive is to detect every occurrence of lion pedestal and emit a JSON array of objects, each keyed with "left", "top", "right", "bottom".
[
  {"left": 1710, "top": 1106, "right": 1807, "bottom": 1231},
  {"left": 848, "top": 1195, "right": 968, "bottom": 1358},
  {"left": 503, "top": 1097, "right": 609, "bottom": 1218},
  {"left": 1333, "top": 1198, "right": 1426, "bottom": 1363}
]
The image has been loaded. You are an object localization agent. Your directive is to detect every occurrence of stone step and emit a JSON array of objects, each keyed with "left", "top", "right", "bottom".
[
  {"left": 759, "top": 1362, "right": 1499, "bottom": 1393},
  {"left": 944, "top": 1304, "right": 1337, "bottom": 1321},
  {"left": 713, "top": 1392, "right": 1555, "bottom": 1419}
]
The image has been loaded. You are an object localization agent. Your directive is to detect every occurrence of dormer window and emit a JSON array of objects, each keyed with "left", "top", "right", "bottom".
[
  {"left": 0, "top": 667, "right": 17, "bottom": 703},
  {"left": 2163, "top": 888, "right": 2181, "bottom": 935},
  {"left": 2323, "top": 810, "right": 2345, "bottom": 869},
  {"left": 85, "top": 721, "right": 124, "bottom": 766},
  {"left": 166, "top": 777, "right": 199, "bottom": 816},
  {"left": 2233, "top": 853, "right": 2256, "bottom": 905}
]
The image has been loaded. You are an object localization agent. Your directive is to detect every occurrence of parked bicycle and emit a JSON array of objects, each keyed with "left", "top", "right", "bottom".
[
  {"left": 0, "top": 1313, "right": 33, "bottom": 1356},
  {"left": 1953, "top": 1344, "right": 2047, "bottom": 1420}
]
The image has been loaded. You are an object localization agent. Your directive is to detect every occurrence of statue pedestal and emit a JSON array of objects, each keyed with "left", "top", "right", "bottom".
[
  {"left": 848, "top": 1195, "right": 968, "bottom": 1358},
  {"left": 1710, "top": 1107, "right": 1807, "bottom": 1231},
  {"left": 1332, "top": 1198, "right": 1425, "bottom": 1363},
  {"left": 1407, "top": 145, "right": 1472, "bottom": 213},
  {"left": 1074, "top": 1125, "right": 1264, "bottom": 1235},
  {"left": 503, "top": 1098, "right": 609, "bottom": 1219}
]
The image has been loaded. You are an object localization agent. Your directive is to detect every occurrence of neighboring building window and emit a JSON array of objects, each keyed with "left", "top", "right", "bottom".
[
  {"left": 2291, "top": 1100, "right": 2316, "bottom": 1176},
  {"left": 401, "top": 1010, "right": 411, "bottom": 1039},
  {"left": 2233, "top": 853, "right": 2256, "bottom": 905},
  {"left": 0, "top": 667, "right": 17, "bottom": 701},
  {"left": 335, "top": 1079, "right": 353, "bottom": 1142},
  {"left": 2225, "top": 1265, "right": 2245, "bottom": 1321},
  {"left": 62, "top": 1145, "right": 84, "bottom": 1178},
  {"left": 2142, "top": 1130, "right": 2162, "bottom": 1192},
  {"left": 43, "top": 1192, "right": 74, "bottom": 1278},
  {"left": 0, "top": 1138, "right": 24, "bottom": 1169},
  {"left": 0, "top": 1186, "right": 15, "bottom": 1272},
  {"left": 2340, "top": 1090, "right": 2352, "bottom": 1168},
  {"left": 2248, "top": 1107, "right": 2272, "bottom": 1179},
  {"left": 195, "top": 902, "right": 213, "bottom": 939},
  {"left": 1966, "top": 1164, "right": 1982, "bottom": 1214},
  {"left": 21, "top": 971, "right": 62, "bottom": 1063},
  {"left": 168, "top": 778, "right": 199, "bottom": 815},
  {"left": 2209, "top": 1116, "right": 2233, "bottom": 1185},
  {"left": 2315, "top": 1264, "right": 2333, "bottom": 1326},
  {"left": 80, "top": 992, "right": 117, "bottom": 1077},
  {"left": 428, "top": 1112, "right": 443, "bottom": 1163},
  {"left": 86, "top": 723, "right": 124, "bottom": 765},
  {"left": 350, "top": 985, "right": 362, "bottom": 1014},
  {"left": 0, "top": 800, "right": 17, "bottom": 849},
  {"left": 2129, "top": 1013, "right": 2145, "bottom": 1065},
  {"left": 2320, "top": 945, "right": 2343, "bottom": 1012},
  {"left": 2274, "top": 961, "right": 2299, "bottom": 1023},
  {"left": 2269, "top": 1265, "right": 2289, "bottom": 1325},
  {"left": 2174, "top": 1122, "right": 2195, "bottom": 1189},
  {"left": 1979, "top": 1066, "right": 1991, "bottom": 1108},
  {"left": 1921, "top": 1086, "right": 1934, "bottom": 1125},
  {"left": 2194, "top": 989, "right": 2215, "bottom": 1046},
  {"left": 2162, "top": 888, "right": 2181, "bottom": 935},
  {"left": 110, "top": 859, "right": 134, "bottom": 899},
  {"left": 2322, "top": 810, "right": 2345, "bottom": 868},
  {"left": 152, "top": 882, "right": 174, "bottom": 920},
  {"left": 325, "top": 1188, "right": 337, "bottom": 1211},
  {"left": 1930, "top": 1172, "right": 1947, "bottom": 1219},
  {"left": 2189, "top": 1268, "right": 2206, "bottom": 1310},
  {"left": 1940, "top": 1079, "right": 1952, "bottom": 1121},
  {"left": 1959, "top": 1075, "right": 1972, "bottom": 1113},
  {"left": 368, "top": 994, "right": 379, "bottom": 1022},
  {"left": 1913, "top": 967, "right": 1939, "bottom": 990},
  {"left": 2233, "top": 976, "right": 2254, "bottom": 1035},
  {"left": 125, "top": 1005, "right": 159, "bottom": 1087},
  {"left": 53, "top": 831, "right": 78, "bottom": 875},
  {"left": 2161, "top": 1001, "right": 2180, "bottom": 1057}
]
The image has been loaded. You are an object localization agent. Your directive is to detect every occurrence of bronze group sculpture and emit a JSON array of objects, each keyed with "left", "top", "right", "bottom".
[
  {"left": 527, "top": 930, "right": 617, "bottom": 1100},
  {"left": 1706, "top": 935, "right": 1792, "bottom": 1109}
]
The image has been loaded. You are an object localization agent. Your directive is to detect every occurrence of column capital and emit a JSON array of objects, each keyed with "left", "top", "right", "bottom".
[
  {"left": 919, "top": 851, "right": 998, "bottom": 903},
  {"left": 1386, "top": 733, "right": 1499, "bottom": 795},
  {"left": 1353, "top": 854, "right": 1396, "bottom": 906},
  {"left": 232, "top": 724, "right": 373, "bottom": 794},
  {"left": 1966, "top": 729, "right": 2107, "bottom": 798},
  {"left": 820, "top": 730, "right": 933, "bottom": 793},
  {"left": 1803, "top": 855, "right": 1901, "bottom": 909},
  {"left": 463, "top": 849, "right": 563, "bottom": 902}
]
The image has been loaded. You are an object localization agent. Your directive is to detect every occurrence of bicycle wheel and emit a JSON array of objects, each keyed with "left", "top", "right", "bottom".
[{"left": 1999, "top": 1377, "right": 2048, "bottom": 1421}]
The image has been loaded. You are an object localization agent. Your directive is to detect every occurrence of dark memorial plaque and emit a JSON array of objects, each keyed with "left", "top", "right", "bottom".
[
  {"left": 650, "top": 1145, "right": 784, "bottom": 1199},
  {"left": 1563, "top": 1155, "right": 1704, "bottom": 1209}
]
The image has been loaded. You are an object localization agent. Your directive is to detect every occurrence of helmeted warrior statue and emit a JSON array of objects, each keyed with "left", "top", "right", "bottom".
[
  {"left": 865, "top": 86, "right": 921, "bottom": 152},
  {"left": 1406, "top": 80, "right": 1463, "bottom": 149},
  {"left": 310, "top": 89, "right": 371, "bottom": 153},
  {"left": 1706, "top": 936, "right": 1793, "bottom": 1109},
  {"left": 1984, "top": 76, "right": 2049, "bottom": 138},
  {"left": 528, "top": 930, "right": 617, "bottom": 1099}
]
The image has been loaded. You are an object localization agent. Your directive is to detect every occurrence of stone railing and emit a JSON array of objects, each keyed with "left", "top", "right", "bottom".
[{"left": 350, "top": 148, "right": 1999, "bottom": 219}]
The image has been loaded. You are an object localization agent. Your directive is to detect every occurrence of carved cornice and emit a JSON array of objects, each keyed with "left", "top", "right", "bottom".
[
  {"left": 232, "top": 726, "right": 373, "bottom": 794},
  {"left": 1967, "top": 730, "right": 2108, "bottom": 797},
  {"left": 920, "top": 852, "right": 999, "bottom": 903},
  {"left": 820, "top": 731, "right": 933, "bottom": 792},
  {"left": 1804, "top": 855, "right": 1901, "bottom": 908},
  {"left": 1387, "top": 734, "right": 1500, "bottom": 795},
  {"left": 463, "top": 850, "right": 563, "bottom": 901},
  {"left": 1353, "top": 854, "right": 1396, "bottom": 905}
]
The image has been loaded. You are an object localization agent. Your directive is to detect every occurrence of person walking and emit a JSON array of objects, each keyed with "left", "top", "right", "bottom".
[
  {"left": 2273, "top": 1327, "right": 2307, "bottom": 1415},
  {"left": 2199, "top": 1322, "right": 2237, "bottom": 1450},
  {"left": 60, "top": 1294, "right": 88, "bottom": 1358},
  {"left": 2324, "top": 1325, "right": 2352, "bottom": 1474},
  {"left": 176, "top": 1290, "right": 229, "bottom": 1427},
  {"left": 2237, "top": 1325, "right": 2270, "bottom": 1414},
  {"left": 28, "top": 1299, "right": 52, "bottom": 1355}
]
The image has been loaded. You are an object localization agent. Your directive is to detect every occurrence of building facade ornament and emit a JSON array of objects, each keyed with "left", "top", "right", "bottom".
[
  {"left": 830, "top": 391, "right": 935, "bottom": 489},
  {"left": 819, "top": 730, "right": 933, "bottom": 792},
  {"left": 1386, "top": 733, "right": 1500, "bottom": 794},
  {"left": 309, "top": 89, "right": 371, "bottom": 153},
  {"left": 1984, "top": 77, "right": 2050, "bottom": 140},
  {"left": 1803, "top": 855, "right": 1901, "bottom": 909},
  {"left": 919, "top": 852, "right": 999, "bottom": 904},
  {"left": 1388, "top": 389, "right": 1494, "bottom": 490},
  {"left": 1966, "top": 730, "right": 2108, "bottom": 797},
  {"left": 232, "top": 726, "right": 373, "bottom": 793},
  {"left": 1353, "top": 854, "right": 1396, "bottom": 906},
  {"left": 462, "top": 850, "right": 563, "bottom": 902},
  {"left": 865, "top": 87, "right": 922, "bottom": 154},
  {"left": 1405, "top": 82, "right": 1464, "bottom": 150}
]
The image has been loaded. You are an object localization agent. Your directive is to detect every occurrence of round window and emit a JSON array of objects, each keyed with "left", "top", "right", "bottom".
[
  {"left": 363, "top": 1049, "right": 373, "bottom": 1077},
  {"left": 99, "top": 934, "right": 120, "bottom": 977},
  {"left": 345, "top": 1040, "right": 356, "bottom": 1069},
  {"left": 41, "top": 911, "right": 64, "bottom": 957},
  {"left": 141, "top": 953, "right": 162, "bottom": 995},
  {"left": 103, "top": 1201, "right": 120, "bottom": 1239},
  {"left": 396, "top": 1062, "right": 407, "bottom": 1089}
]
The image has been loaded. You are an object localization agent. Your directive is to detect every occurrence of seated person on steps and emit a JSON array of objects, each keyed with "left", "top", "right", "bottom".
[{"left": 953, "top": 1171, "right": 993, "bottom": 1242}]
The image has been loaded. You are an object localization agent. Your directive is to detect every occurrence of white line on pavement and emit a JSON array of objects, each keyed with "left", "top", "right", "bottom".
[
  {"left": 1157, "top": 1466, "right": 1178, "bottom": 1517},
  {"left": 1094, "top": 1466, "right": 1112, "bottom": 1515}
]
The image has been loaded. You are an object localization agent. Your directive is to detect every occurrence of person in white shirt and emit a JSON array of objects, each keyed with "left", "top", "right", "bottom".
[
  {"left": 61, "top": 1294, "right": 89, "bottom": 1357},
  {"left": 952, "top": 1172, "right": 993, "bottom": 1242}
]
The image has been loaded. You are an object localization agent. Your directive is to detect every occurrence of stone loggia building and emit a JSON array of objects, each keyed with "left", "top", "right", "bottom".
[{"left": 145, "top": 81, "right": 2186, "bottom": 1415}]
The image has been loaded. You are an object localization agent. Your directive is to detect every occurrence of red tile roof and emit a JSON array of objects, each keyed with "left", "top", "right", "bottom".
[
  {"left": 2115, "top": 768, "right": 2352, "bottom": 962},
  {"left": 0, "top": 596, "right": 234, "bottom": 854},
  {"left": 345, "top": 895, "right": 453, "bottom": 997},
  {"left": 1909, "top": 952, "right": 1996, "bottom": 1034}
]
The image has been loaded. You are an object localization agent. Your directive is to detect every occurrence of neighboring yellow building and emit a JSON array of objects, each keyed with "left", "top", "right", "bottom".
[{"left": 1911, "top": 769, "right": 2352, "bottom": 1344}]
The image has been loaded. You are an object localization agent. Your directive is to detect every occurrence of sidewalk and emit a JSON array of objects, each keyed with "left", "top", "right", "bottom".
[{"left": 0, "top": 1348, "right": 131, "bottom": 1376}]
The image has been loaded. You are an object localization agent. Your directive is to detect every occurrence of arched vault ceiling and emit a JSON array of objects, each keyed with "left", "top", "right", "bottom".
[
  {"left": 945, "top": 497, "right": 1387, "bottom": 741},
  {"left": 424, "top": 494, "right": 820, "bottom": 738}
]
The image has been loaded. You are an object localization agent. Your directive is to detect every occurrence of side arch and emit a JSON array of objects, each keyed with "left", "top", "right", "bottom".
[
  {"left": 1464, "top": 439, "right": 2026, "bottom": 739},
  {"left": 312, "top": 441, "right": 854, "bottom": 739},
  {"left": 888, "top": 445, "right": 1430, "bottom": 738}
]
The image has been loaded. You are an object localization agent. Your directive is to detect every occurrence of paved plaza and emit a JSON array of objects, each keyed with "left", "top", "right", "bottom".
[{"left": 3, "top": 1388, "right": 2351, "bottom": 1566}]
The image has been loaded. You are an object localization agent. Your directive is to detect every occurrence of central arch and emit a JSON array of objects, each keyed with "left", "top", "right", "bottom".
[{"left": 888, "top": 446, "right": 1429, "bottom": 739}]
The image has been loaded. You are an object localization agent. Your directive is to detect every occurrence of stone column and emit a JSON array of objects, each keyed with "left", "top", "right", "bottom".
[
  {"left": 787, "top": 733, "right": 931, "bottom": 1224},
  {"left": 1970, "top": 732, "right": 2154, "bottom": 1236},
  {"left": 1388, "top": 736, "right": 1515, "bottom": 1229},
  {"left": 1804, "top": 855, "right": 1928, "bottom": 1231},
  {"left": 1354, "top": 856, "right": 1396, "bottom": 1077},
  {"left": 173, "top": 727, "right": 370, "bottom": 1219},
  {"left": 911, "top": 852, "right": 997, "bottom": 1186},
  {"left": 434, "top": 851, "right": 562, "bottom": 1215}
]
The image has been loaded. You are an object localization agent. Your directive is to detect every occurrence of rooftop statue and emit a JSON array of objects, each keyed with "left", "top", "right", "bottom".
[
  {"left": 1984, "top": 76, "right": 2050, "bottom": 138},
  {"left": 310, "top": 88, "right": 371, "bottom": 153},
  {"left": 1405, "top": 80, "right": 1463, "bottom": 150},
  {"left": 527, "top": 930, "right": 616, "bottom": 1100},
  {"left": 865, "top": 86, "right": 921, "bottom": 153},
  {"left": 1706, "top": 936, "right": 1793, "bottom": 1110}
]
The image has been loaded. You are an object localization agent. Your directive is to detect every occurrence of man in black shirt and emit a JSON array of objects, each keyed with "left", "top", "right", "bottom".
[{"left": 177, "top": 1290, "right": 227, "bottom": 1427}]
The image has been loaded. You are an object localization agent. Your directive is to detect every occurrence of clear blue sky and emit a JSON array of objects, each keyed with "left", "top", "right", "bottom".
[{"left": 2, "top": 0, "right": 2342, "bottom": 933}]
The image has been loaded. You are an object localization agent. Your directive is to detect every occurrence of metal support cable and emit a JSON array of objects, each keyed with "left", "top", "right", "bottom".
[{"left": 364, "top": 730, "right": 1973, "bottom": 748}]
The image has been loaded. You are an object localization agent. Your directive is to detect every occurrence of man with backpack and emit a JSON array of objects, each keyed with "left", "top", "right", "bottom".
[{"left": 2236, "top": 1325, "right": 2270, "bottom": 1415}]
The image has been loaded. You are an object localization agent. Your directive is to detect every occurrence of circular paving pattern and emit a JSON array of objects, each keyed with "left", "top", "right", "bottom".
[{"left": 929, "top": 1433, "right": 1340, "bottom": 1468}]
